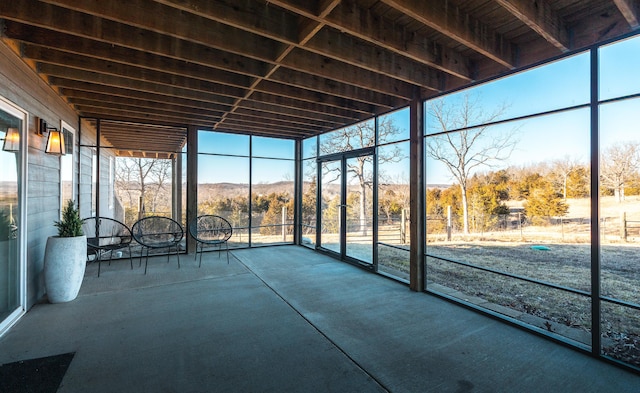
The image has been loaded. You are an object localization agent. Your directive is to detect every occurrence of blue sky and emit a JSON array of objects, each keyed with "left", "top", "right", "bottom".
[{"left": 426, "top": 34, "right": 640, "bottom": 185}]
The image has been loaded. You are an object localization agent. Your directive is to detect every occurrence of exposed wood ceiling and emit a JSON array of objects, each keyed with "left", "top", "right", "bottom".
[{"left": 1, "top": 0, "right": 638, "bottom": 155}]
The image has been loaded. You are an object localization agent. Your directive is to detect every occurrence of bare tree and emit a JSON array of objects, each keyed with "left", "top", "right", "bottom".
[
  {"left": 320, "top": 118, "right": 403, "bottom": 235},
  {"left": 601, "top": 141, "right": 640, "bottom": 203},
  {"left": 426, "top": 93, "right": 517, "bottom": 234},
  {"left": 115, "top": 157, "right": 172, "bottom": 220},
  {"left": 550, "top": 156, "right": 582, "bottom": 200}
]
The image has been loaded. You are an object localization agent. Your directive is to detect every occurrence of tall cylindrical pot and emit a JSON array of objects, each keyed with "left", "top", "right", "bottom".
[{"left": 44, "top": 235, "right": 87, "bottom": 303}]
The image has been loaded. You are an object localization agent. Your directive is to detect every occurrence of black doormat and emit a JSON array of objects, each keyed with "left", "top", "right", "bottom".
[{"left": 0, "top": 352, "right": 74, "bottom": 393}]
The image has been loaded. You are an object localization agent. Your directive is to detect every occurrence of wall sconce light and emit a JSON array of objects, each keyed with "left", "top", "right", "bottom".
[
  {"left": 2, "top": 127, "right": 20, "bottom": 152},
  {"left": 38, "top": 118, "right": 66, "bottom": 155}
]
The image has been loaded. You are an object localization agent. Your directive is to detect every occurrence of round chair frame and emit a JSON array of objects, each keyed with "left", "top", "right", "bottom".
[{"left": 189, "top": 215, "right": 233, "bottom": 266}]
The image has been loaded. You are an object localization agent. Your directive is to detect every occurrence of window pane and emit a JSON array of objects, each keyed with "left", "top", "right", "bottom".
[
  {"left": 251, "top": 158, "right": 295, "bottom": 245},
  {"left": 378, "top": 107, "right": 409, "bottom": 144},
  {"left": 199, "top": 131, "right": 249, "bottom": 156},
  {"left": 425, "top": 53, "right": 590, "bottom": 134},
  {"left": 377, "top": 141, "right": 410, "bottom": 280},
  {"left": 303, "top": 136, "right": 317, "bottom": 159},
  {"left": 599, "top": 97, "right": 640, "bottom": 368},
  {"left": 599, "top": 35, "right": 640, "bottom": 101},
  {"left": 301, "top": 158, "right": 317, "bottom": 248},
  {"left": 425, "top": 107, "right": 592, "bottom": 345},
  {"left": 197, "top": 154, "right": 249, "bottom": 248},
  {"left": 60, "top": 127, "right": 74, "bottom": 210},
  {"left": 0, "top": 105, "right": 22, "bottom": 323},
  {"left": 319, "top": 119, "right": 375, "bottom": 156},
  {"left": 320, "top": 160, "right": 341, "bottom": 254},
  {"left": 252, "top": 136, "right": 294, "bottom": 159},
  {"left": 115, "top": 157, "right": 174, "bottom": 227},
  {"left": 426, "top": 256, "right": 592, "bottom": 347}
]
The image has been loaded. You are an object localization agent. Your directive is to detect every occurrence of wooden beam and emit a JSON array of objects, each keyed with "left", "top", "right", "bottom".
[
  {"left": 230, "top": 108, "right": 336, "bottom": 130},
  {"left": 247, "top": 92, "right": 363, "bottom": 121},
  {"left": 30, "top": 44, "right": 400, "bottom": 110},
  {"left": 613, "top": 0, "right": 640, "bottom": 28},
  {"left": 495, "top": 0, "right": 570, "bottom": 52},
  {"left": 22, "top": 45, "right": 248, "bottom": 99},
  {"left": 380, "top": 0, "right": 515, "bottom": 69},
  {"left": 39, "top": 0, "right": 284, "bottom": 64},
  {"left": 67, "top": 98, "right": 224, "bottom": 123},
  {"left": 307, "top": 27, "right": 442, "bottom": 91},
  {"left": 253, "top": 80, "right": 381, "bottom": 115},
  {"left": 60, "top": 87, "right": 232, "bottom": 114},
  {"left": 234, "top": 100, "right": 347, "bottom": 126},
  {"left": 42, "top": 65, "right": 237, "bottom": 105},
  {"left": 8, "top": 25, "right": 253, "bottom": 89},
  {"left": 268, "top": 0, "right": 473, "bottom": 80},
  {"left": 280, "top": 49, "right": 415, "bottom": 99},
  {"left": 154, "top": 0, "right": 443, "bottom": 92},
  {"left": 0, "top": 16, "right": 268, "bottom": 79},
  {"left": 38, "top": 0, "right": 408, "bottom": 100},
  {"left": 73, "top": 103, "right": 219, "bottom": 125}
]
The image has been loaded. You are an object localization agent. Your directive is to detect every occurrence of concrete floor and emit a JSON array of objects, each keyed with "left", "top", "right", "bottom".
[{"left": 0, "top": 246, "right": 638, "bottom": 392}]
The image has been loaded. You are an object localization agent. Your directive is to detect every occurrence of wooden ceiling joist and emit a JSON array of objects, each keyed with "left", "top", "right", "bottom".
[{"left": 0, "top": 0, "right": 636, "bottom": 146}]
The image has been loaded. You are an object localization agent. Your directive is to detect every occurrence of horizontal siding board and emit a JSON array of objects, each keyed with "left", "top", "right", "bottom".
[{"left": 0, "top": 42, "right": 82, "bottom": 308}]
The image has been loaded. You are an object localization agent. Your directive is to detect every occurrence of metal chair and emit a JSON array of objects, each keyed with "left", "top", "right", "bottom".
[
  {"left": 81, "top": 217, "right": 134, "bottom": 277},
  {"left": 131, "top": 216, "right": 184, "bottom": 274},
  {"left": 189, "top": 215, "right": 233, "bottom": 267}
]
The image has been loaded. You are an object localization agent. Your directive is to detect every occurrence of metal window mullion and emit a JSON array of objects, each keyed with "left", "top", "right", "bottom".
[
  {"left": 372, "top": 116, "right": 379, "bottom": 271},
  {"left": 95, "top": 119, "right": 100, "bottom": 218},
  {"left": 294, "top": 139, "right": 302, "bottom": 245},
  {"left": 249, "top": 136, "right": 253, "bottom": 248},
  {"left": 316, "top": 158, "right": 322, "bottom": 247},
  {"left": 340, "top": 156, "right": 347, "bottom": 257},
  {"left": 590, "top": 46, "right": 602, "bottom": 356}
]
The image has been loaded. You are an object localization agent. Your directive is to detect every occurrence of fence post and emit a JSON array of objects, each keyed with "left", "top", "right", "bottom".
[
  {"left": 282, "top": 205, "right": 287, "bottom": 242},
  {"left": 518, "top": 212, "right": 523, "bottom": 240},
  {"left": 401, "top": 208, "right": 406, "bottom": 244},
  {"left": 447, "top": 205, "right": 452, "bottom": 241},
  {"left": 621, "top": 211, "right": 627, "bottom": 242},
  {"left": 138, "top": 196, "right": 144, "bottom": 220}
]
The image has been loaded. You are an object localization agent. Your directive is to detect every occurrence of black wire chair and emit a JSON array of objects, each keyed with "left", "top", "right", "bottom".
[
  {"left": 81, "top": 217, "right": 134, "bottom": 277},
  {"left": 131, "top": 216, "right": 184, "bottom": 274},
  {"left": 189, "top": 215, "right": 233, "bottom": 267}
]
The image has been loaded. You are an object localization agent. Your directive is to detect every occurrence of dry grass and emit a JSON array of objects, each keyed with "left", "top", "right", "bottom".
[{"left": 422, "top": 240, "right": 640, "bottom": 368}]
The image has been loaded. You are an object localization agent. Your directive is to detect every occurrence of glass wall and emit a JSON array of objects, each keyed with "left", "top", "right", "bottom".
[
  {"left": 598, "top": 35, "right": 640, "bottom": 368},
  {"left": 0, "top": 98, "right": 25, "bottom": 333},
  {"left": 301, "top": 137, "right": 317, "bottom": 248},
  {"left": 251, "top": 137, "right": 295, "bottom": 246},
  {"left": 425, "top": 51, "right": 593, "bottom": 349},
  {"left": 303, "top": 111, "right": 410, "bottom": 280},
  {"left": 80, "top": 119, "right": 186, "bottom": 260},
  {"left": 197, "top": 131, "right": 295, "bottom": 248},
  {"left": 424, "top": 33, "right": 640, "bottom": 371},
  {"left": 377, "top": 108, "right": 410, "bottom": 280}
]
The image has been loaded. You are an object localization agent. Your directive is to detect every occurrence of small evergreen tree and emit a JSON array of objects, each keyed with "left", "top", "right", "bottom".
[
  {"left": 54, "top": 200, "right": 83, "bottom": 237},
  {"left": 523, "top": 182, "right": 569, "bottom": 225}
]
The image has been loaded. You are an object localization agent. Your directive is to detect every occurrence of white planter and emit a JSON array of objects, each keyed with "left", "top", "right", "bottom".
[{"left": 44, "top": 235, "right": 86, "bottom": 303}]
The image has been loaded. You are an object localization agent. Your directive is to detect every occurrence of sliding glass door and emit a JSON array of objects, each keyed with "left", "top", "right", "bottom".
[
  {"left": 318, "top": 149, "right": 374, "bottom": 265},
  {"left": 0, "top": 98, "right": 25, "bottom": 335}
]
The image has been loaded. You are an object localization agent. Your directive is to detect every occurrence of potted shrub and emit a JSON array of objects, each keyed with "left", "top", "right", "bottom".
[{"left": 44, "top": 200, "right": 86, "bottom": 303}]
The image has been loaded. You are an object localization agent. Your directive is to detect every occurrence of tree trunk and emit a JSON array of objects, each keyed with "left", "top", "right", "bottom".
[
  {"left": 359, "top": 186, "right": 367, "bottom": 236},
  {"left": 460, "top": 184, "right": 469, "bottom": 234}
]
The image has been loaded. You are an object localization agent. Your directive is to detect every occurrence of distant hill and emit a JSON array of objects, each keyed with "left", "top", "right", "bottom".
[
  {"left": 198, "top": 181, "right": 296, "bottom": 198},
  {"left": 197, "top": 181, "right": 342, "bottom": 199}
]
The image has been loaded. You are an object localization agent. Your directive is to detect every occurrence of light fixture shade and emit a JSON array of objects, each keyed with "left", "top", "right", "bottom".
[
  {"left": 2, "top": 127, "right": 20, "bottom": 152},
  {"left": 46, "top": 129, "right": 66, "bottom": 155}
]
